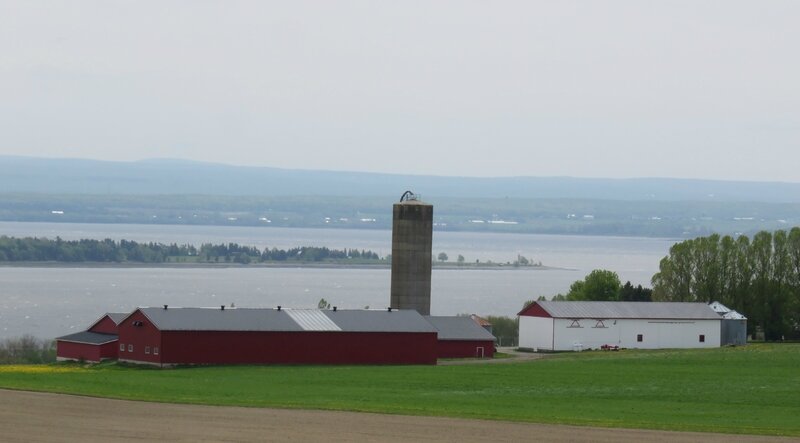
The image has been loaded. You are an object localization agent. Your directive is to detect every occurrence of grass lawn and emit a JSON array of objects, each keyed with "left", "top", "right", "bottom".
[{"left": 1, "top": 344, "right": 799, "bottom": 436}]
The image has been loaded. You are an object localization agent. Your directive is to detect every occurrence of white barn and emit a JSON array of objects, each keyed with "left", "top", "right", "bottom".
[{"left": 518, "top": 301, "right": 723, "bottom": 351}]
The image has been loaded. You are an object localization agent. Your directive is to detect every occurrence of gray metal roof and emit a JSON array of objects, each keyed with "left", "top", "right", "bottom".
[
  {"left": 322, "top": 309, "right": 437, "bottom": 333},
  {"left": 137, "top": 307, "right": 436, "bottom": 333},
  {"left": 425, "top": 316, "right": 496, "bottom": 341},
  {"left": 140, "top": 307, "right": 304, "bottom": 332},
  {"left": 722, "top": 311, "right": 747, "bottom": 320},
  {"left": 533, "top": 301, "right": 722, "bottom": 320},
  {"left": 287, "top": 309, "right": 341, "bottom": 331},
  {"left": 56, "top": 331, "right": 118, "bottom": 345},
  {"left": 708, "top": 301, "right": 747, "bottom": 320}
]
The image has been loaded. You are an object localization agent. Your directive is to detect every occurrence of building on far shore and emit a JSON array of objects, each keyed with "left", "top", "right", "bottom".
[{"left": 518, "top": 301, "right": 740, "bottom": 351}]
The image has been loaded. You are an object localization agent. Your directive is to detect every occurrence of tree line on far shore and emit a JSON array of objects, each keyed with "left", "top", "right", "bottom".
[{"left": 0, "top": 236, "right": 382, "bottom": 264}]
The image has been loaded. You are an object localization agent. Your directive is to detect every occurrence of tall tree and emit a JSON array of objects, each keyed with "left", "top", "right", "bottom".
[
  {"left": 750, "top": 231, "right": 773, "bottom": 337},
  {"left": 652, "top": 241, "right": 694, "bottom": 302},
  {"left": 717, "top": 235, "right": 737, "bottom": 307},
  {"left": 767, "top": 230, "right": 792, "bottom": 340},
  {"left": 788, "top": 227, "right": 800, "bottom": 334},
  {"left": 692, "top": 234, "right": 721, "bottom": 303},
  {"left": 568, "top": 270, "right": 621, "bottom": 301},
  {"left": 619, "top": 281, "right": 653, "bottom": 301}
]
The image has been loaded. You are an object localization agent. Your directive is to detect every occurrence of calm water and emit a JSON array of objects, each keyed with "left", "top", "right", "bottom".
[{"left": 0, "top": 222, "right": 677, "bottom": 339}]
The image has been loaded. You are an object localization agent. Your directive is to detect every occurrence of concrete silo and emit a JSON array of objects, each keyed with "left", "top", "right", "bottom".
[{"left": 390, "top": 191, "right": 433, "bottom": 315}]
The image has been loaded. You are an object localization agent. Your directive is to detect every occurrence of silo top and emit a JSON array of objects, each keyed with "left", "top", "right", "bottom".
[
  {"left": 393, "top": 199, "right": 433, "bottom": 221},
  {"left": 395, "top": 199, "right": 432, "bottom": 206}
]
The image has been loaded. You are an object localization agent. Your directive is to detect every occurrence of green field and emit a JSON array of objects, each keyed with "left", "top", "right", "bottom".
[{"left": 1, "top": 344, "right": 799, "bottom": 436}]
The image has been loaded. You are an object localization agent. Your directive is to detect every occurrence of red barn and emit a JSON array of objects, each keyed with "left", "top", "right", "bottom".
[
  {"left": 56, "top": 313, "right": 126, "bottom": 363},
  {"left": 425, "top": 316, "right": 496, "bottom": 358},
  {"left": 117, "top": 306, "right": 438, "bottom": 366}
]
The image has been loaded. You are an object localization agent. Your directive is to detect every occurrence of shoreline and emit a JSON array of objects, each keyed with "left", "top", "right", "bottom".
[{"left": 0, "top": 261, "right": 570, "bottom": 271}]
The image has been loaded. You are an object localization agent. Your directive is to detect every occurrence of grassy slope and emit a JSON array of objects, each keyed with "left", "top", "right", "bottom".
[{"left": 1, "top": 344, "right": 798, "bottom": 436}]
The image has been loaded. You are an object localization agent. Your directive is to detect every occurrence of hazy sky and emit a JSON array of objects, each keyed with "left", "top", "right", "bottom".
[{"left": 1, "top": 1, "right": 798, "bottom": 182}]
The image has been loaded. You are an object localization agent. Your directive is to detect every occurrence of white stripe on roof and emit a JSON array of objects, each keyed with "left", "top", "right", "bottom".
[{"left": 286, "top": 309, "right": 342, "bottom": 331}]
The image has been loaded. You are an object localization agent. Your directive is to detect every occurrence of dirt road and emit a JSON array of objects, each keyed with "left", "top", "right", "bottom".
[{"left": 0, "top": 389, "right": 794, "bottom": 442}]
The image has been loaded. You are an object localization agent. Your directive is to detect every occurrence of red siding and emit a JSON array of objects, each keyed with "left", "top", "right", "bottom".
[
  {"left": 518, "top": 302, "right": 552, "bottom": 318},
  {"left": 117, "top": 308, "right": 438, "bottom": 366},
  {"left": 158, "top": 331, "right": 437, "bottom": 366},
  {"left": 89, "top": 315, "right": 119, "bottom": 334},
  {"left": 98, "top": 341, "right": 119, "bottom": 360},
  {"left": 437, "top": 340, "right": 495, "bottom": 359},
  {"left": 117, "top": 310, "right": 162, "bottom": 365},
  {"left": 56, "top": 340, "right": 117, "bottom": 363}
]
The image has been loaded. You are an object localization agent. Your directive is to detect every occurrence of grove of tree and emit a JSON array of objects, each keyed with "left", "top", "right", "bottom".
[
  {"left": 533, "top": 270, "right": 652, "bottom": 303},
  {"left": 651, "top": 228, "right": 800, "bottom": 340}
]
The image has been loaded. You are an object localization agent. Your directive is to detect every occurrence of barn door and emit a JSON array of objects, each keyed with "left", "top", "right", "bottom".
[{"left": 476, "top": 347, "right": 484, "bottom": 358}]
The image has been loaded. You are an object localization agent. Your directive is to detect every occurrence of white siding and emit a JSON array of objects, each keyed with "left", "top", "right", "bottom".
[
  {"left": 519, "top": 316, "right": 553, "bottom": 350},
  {"left": 549, "top": 318, "right": 721, "bottom": 351},
  {"left": 551, "top": 318, "right": 621, "bottom": 350}
]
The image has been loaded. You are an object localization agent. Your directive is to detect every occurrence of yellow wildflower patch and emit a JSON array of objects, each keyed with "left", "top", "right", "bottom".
[{"left": 0, "top": 365, "right": 81, "bottom": 374}]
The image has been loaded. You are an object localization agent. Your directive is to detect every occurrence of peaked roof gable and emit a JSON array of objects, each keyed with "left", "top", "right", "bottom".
[
  {"left": 87, "top": 312, "right": 128, "bottom": 332},
  {"left": 107, "top": 313, "right": 128, "bottom": 324}
]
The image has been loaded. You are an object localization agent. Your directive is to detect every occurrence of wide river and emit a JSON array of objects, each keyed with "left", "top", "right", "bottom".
[{"left": 0, "top": 222, "right": 677, "bottom": 340}]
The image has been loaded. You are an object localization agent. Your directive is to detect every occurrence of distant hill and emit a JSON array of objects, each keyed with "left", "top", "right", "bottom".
[{"left": 2, "top": 156, "right": 799, "bottom": 203}]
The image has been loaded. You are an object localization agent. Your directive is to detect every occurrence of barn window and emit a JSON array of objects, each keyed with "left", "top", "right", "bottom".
[
  {"left": 699, "top": 335, "right": 705, "bottom": 343},
  {"left": 593, "top": 320, "right": 607, "bottom": 328},
  {"left": 145, "top": 346, "right": 150, "bottom": 354},
  {"left": 637, "top": 334, "right": 643, "bottom": 342},
  {"left": 154, "top": 347, "right": 159, "bottom": 355},
  {"left": 120, "top": 343, "right": 125, "bottom": 352},
  {"left": 128, "top": 344, "right": 133, "bottom": 352},
  {"left": 568, "top": 319, "right": 582, "bottom": 328}
]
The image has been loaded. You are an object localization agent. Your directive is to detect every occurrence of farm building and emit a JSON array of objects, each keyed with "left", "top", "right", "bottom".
[
  {"left": 56, "top": 312, "right": 127, "bottom": 362},
  {"left": 469, "top": 314, "right": 493, "bottom": 334},
  {"left": 709, "top": 301, "right": 748, "bottom": 346},
  {"left": 518, "top": 301, "right": 726, "bottom": 351},
  {"left": 116, "top": 306, "right": 440, "bottom": 366},
  {"left": 57, "top": 307, "right": 498, "bottom": 365},
  {"left": 425, "top": 316, "right": 496, "bottom": 358}
]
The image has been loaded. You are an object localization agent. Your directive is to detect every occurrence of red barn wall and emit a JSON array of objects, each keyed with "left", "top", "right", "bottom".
[
  {"left": 117, "top": 308, "right": 439, "bottom": 366},
  {"left": 437, "top": 340, "right": 495, "bottom": 359},
  {"left": 518, "top": 302, "right": 552, "bottom": 318},
  {"left": 56, "top": 341, "right": 103, "bottom": 362},
  {"left": 117, "top": 310, "right": 162, "bottom": 365},
  {"left": 89, "top": 316, "right": 119, "bottom": 334},
  {"left": 151, "top": 330, "right": 438, "bottom": 366},
  {"left": 98, "top": 341, "right": 119, "bottom": 360}
]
